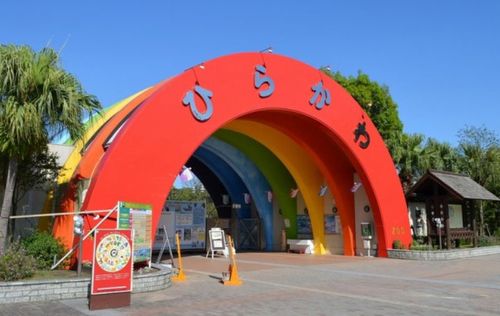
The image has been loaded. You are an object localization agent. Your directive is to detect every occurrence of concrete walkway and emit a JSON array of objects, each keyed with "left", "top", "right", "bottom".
[{"left": 1, "top": 252, "right": 499, "bottom": 315}]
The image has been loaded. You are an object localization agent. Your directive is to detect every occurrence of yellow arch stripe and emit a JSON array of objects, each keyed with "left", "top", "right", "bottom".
[
  {"left": 38, "top": 88, "right": 152, "bottom": 230},
  {"left": 59, "top": 88, "right": 151, "bottom": 183},
  {"left": 225, "top": 120, "right": 328, "bottom": 254}
]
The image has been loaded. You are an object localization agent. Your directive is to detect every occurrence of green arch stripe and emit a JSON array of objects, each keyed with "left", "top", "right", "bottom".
[{"left": 214, "top": 129, "right": 298, "bottom": 238}]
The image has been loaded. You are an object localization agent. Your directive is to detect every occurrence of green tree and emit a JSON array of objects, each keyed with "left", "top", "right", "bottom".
[
  {"left": 422, "top": 138, "right": 459, "bottom": 173},
  {"left": 0, "top": 45, "right": 101, "bottom": 253},
  {"left": 393, "top": 133, "right": 427, "bottom": 191},
  {"left": 457, "top": 126, "right": 499, "bottom": 187},
  {"left": 322, "top": 69, "right": 404, "bottom": 156},
  {"left": 457, "top": 126, "right": 500, "bottom": 235},
  {"left": 168, "top": 181, "right": 217, "bottom": 218},
  {"left": 9, "top": 148, "right": 60, "bottom": 236}
]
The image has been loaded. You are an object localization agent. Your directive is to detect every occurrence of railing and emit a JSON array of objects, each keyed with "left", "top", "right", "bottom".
[{"left": 9, "top": 207, "right": 117, "bottom": 270}]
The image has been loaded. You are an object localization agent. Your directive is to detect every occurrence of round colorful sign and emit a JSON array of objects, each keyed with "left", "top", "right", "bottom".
[{"left": 95, "top": 233, "right": 132, "bottom": 273}]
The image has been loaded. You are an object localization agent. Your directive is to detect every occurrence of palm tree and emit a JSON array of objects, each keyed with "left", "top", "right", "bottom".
[
  {"left": 0, "top": 45, "right": 101, "bottom": 253},
  {"left": 422, "top": 138, "right": 459, "bottom": 172},
  {"left": 456, "top": 126, "right": 500, "bottom": 235},
  {"left": 393, "top": 133, "right": 427, "bottom": 192}
]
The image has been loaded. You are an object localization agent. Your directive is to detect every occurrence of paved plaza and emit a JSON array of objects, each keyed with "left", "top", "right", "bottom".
[{"left": 1, "top": 252, "right": 500, "bottom": 315}]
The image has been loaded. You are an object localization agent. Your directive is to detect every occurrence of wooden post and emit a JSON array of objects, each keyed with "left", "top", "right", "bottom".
[
  {"left": 425, "top": 199, "right": 432, "bottom": 247},
  {"left": 445, "top": 216, "right": 451, "bottom": 250},
  {"left": 479, "top": 201, "right": 484, "bottom": 237},
  {"left": 444, "top": 201, "right": 451, "bottom": 250},
  {"left": 473, "top": 217, "right": 478, "bottom": 247}
]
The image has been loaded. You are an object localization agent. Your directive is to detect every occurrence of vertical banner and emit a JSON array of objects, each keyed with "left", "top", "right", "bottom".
[
  {"left": 118, "top": 202, "right": 152, "bottom": 263},
  {"left": 91, "top": 229, "right": 133, "bottom": 295}
]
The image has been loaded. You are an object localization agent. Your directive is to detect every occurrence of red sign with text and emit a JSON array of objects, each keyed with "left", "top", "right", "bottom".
[{"left": 91, "top": 229, "right": 133, "bottom": 295}]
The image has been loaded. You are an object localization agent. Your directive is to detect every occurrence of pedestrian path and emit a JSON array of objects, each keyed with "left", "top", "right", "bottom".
[{"left": 1, "top": 253, "right": 499, "bottom": 315}]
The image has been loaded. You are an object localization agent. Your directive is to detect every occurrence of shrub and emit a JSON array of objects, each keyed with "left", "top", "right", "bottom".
[
  {"left": 22, "top": 232, "right": 67, "bottom": 270},
  {"left": 410, "top": 243, "right": 434, "bottom": 251},
  {"left": 478, "top": 236, "right": 498, "bottom": 247},
  {"left": 0, "top": 241, "right": 37, "bottom": 281},
  {"left": 392, "top": 240, "right": 405, "bottom": 249}
]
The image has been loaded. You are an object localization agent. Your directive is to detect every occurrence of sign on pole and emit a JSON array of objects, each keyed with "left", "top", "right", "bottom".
[
  {"left": 91, "top": 229, "right": 133, "bottom": 295},
  {"left": 117, "top": 201, "right": 152, "bottom": 264}
]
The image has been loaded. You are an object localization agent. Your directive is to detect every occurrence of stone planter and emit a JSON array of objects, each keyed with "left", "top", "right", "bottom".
[
  {"left": 0, "top": 267, "right": 172, "bottom": 304},
  {"left": 387, "top": 245, "right": 500, "bottom": 261}
]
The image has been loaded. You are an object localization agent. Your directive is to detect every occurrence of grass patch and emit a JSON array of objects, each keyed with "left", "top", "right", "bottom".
[{"left": 27, "top": 267, "right": 91, "bottom": 281}]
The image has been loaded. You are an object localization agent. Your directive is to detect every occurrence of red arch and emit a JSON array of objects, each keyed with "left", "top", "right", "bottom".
[
  {"left": 52, "top": 85, "right": 161, "bottom": 258},
  {"left": 82, "top": 53, "right": 411, "bottom": 256}
]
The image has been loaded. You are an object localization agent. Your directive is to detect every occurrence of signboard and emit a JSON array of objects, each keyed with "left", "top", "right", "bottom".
[
  {"left": 208, "top": 228, "right": 226, "bottom": 250},
  {"left": 155, "top": 200, "right": 206, "bottom": 250},
  {"left": 297, "top": 214, "right": 312, "bottom": 237},
  {"left": 324, "top": 215, "right": 342, "bottom": 234},
  {"left": 361, "top": 222, "right": 373, "bottom": 237},
  {"left": 324, "top": 215, "right": 336, "bottom": 234},
  {"left": 91, "top": 229, "right": 133, "bottom": 295},
  {"left": 118, "top": 201, "right": 152, "bottom": 263}
]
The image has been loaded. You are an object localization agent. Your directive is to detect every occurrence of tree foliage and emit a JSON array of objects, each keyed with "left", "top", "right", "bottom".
[
  {"left": 422, "top": 138, "right": 459, "bottom": 173},
  {"left": 324, "top": 68, "right": 499, "bottom": 234},
  {"left": 457, "top": 126, "right": 500, "bottom": 235},
  {"left": 0, "top": 45, "right": 101, "bottom": 253},
  {"left": 322, "top": 69, "right": 404, "bottom": 155},
  {"left": 392, "top": 133, "right": 426, "bottom": 191},
  {"left": 0, "top": 45, "right": 100, "bottom": 156},
  {"left": 457, "top": 126, "right": 499, "bottom": 188},
  {"left": 168, "top": 183, "right": 218, "bottom": 218},
  {"left": 13, "top": 149, "right": 59, "bottom": 210}
]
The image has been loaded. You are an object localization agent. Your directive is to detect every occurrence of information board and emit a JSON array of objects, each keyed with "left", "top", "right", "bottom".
[
  {"left": 361, "top": 222, "right": 373, "bottom": 237},
  {"left": 324, "top": 215, "right": 342, "bottom": 234},
  {"left": 91, "top": 229, "right": 133, "bottom": 295},
  {"left": 208, "top": 228, "right": 226, "bottom": 250},
  {"left": 297, "top": 214, "right": 312, "bottom": 237},
  {"left": 155, "top": 200, "right": 206, "bottom": 250},
  {"left": 117, "top": 201, "right": 152, "bottom": 263},
  {"left": 324, "top": 215, "right": 335, "bottom": 234}
]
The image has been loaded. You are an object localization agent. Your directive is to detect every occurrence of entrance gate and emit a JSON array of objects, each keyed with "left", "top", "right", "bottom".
[
  {"left": 51, "top": 52, "right": 412, "bottom": 259},
  {"left": 237, "top": 218, "right": 261, "bottom": 250}
]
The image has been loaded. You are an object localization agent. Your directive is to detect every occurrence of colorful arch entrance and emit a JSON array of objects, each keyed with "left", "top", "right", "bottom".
[{"left": 52, "top": 52, "right": 411, "bottom": 260}]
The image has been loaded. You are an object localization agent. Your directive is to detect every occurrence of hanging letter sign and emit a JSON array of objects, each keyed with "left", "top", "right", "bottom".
[
  {"left": 182, "top": 85, "right": 214, "bottom": 122},
  {"left": 309, "top": 81, "right": 331, "bottom": 110},
  {"left": 254, "top": 65, "right": 275, "bottom": 98},
  {"left": 354, "top": 122, "right": 370, "bottom": 149}
]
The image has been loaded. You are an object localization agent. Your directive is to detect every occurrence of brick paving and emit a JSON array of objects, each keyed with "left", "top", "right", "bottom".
[{"left": 1, "top": 252, "right": 499, "bottom": 315}]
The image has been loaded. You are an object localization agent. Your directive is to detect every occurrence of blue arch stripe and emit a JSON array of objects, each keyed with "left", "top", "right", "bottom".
[
  {"left": 202, "top": 137, "right": 274, "bottom": 251},
  {"left": 193, "top": 147, "right": 251, "bottom": 219}
]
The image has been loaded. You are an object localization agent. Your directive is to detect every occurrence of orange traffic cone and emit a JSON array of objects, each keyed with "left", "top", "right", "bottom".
[{"left": 222, "top": 236, "right": 242, "bottom": 286}]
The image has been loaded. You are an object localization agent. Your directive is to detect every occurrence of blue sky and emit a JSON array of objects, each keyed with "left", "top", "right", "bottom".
[{"left": 1, "top": 1, "right": 499, "bottom": 145}]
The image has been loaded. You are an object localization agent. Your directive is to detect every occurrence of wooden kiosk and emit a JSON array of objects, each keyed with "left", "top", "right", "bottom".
[{"left": 407, "top": 170, "right": 499, "bottom": 249}]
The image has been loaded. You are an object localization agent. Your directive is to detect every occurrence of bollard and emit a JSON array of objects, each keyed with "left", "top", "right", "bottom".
[
  {"left": 222, "top": 235, "right": 242, "bottom": 286},
  {"left": 172, "top": 232, "right": 186, "bottom": 282}
]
